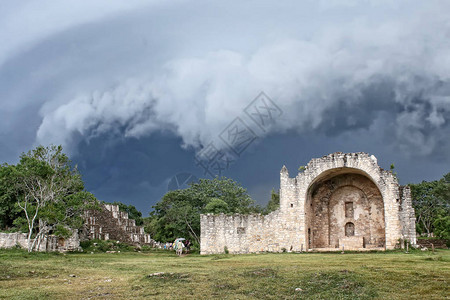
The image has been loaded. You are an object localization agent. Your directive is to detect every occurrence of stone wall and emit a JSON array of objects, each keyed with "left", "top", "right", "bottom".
[
  {"left": 200, "top": 210, "right": 302, "bottom": 254},
  {"left": 399, "top": 186, "right": 417, "bottom": 244},
  {"left": 416, "top": 239, "right": 448, "bottom": 249},
  {"left": 200, "top": 152, "right": 417, "bottom": 254},
  {"left": 0, "top": 231, "right": 80, "bottom": 252},
  {"left": 84, "top": 204, "right": 152, "bottom": 244}
]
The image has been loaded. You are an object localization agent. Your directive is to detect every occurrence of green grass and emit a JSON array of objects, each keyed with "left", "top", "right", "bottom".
[{"left": 0, "top": 249, "right": 449, "bottom": 299}]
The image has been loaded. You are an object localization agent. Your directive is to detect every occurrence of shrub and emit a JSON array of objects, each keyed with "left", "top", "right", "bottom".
[{"left": 80, "top": 239, "right": 134, "bottom": 252}]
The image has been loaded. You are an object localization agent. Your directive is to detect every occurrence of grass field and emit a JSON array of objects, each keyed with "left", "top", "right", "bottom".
[{"left": 0, "top": 248, "right": 449, "bottom": 299}]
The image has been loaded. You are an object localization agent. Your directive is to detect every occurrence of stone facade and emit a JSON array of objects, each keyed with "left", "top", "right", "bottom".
[
  {"left": 200, "top": 152, "right": 417, "bottom": 254},
  {"left": 84, "top": 204, "right": 152, "bottom": 244}
]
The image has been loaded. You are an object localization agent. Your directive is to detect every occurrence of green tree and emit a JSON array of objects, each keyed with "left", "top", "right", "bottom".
[
  {"left": 433, "top": 211, "right": 450, "bottom": 239},
  {"left": 187, "top": 177, "right": 255, "bottom": 213},
  {"left": 264, "top": 188, "right": 280, "bottom": 214},
  {"left": 0, "top": 164, "right": 22, "bottom": 230},
  {"left": 410, "top": 172, "right": 450, "bottom": 237},
  {"left": 204, "top": 198, "right": 229, "bottom": 214},
  {"left": 147, "top": 177, "right": 257, "bottom": 244},
  {"left": 8, "top": 145, "right": 98, "bottom": 251},
  {"left": 148, "top": 190, "right": 200, "bottom": 243}
]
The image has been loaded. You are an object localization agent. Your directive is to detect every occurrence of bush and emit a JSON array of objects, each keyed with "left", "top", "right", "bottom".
[
  {"left": 140, "top": 245, "right": 152, "bottom": 252},
  {"left": 80, "top": 239, "right": 134, "bottom": 253}
]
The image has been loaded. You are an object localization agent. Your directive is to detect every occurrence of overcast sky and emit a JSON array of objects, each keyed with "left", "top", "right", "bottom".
[{"left": 1, "top": 0, "right": 449, "bottom": 214}]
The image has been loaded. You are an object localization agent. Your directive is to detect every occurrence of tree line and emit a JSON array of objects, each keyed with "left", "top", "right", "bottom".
[{"left": 410, "top": 173, "right": 450, "bottom": 239}]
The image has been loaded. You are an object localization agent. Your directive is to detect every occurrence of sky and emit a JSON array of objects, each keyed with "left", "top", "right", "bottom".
[{"left": 1, "top": 0, "right": 449, "bottom": 214}]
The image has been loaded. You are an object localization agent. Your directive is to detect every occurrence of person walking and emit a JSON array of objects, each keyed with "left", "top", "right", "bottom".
[
  {"left": 185, "top": 240, "right": 191, "bottom": 253},
  {"left": 174, "top": 239, "right": 185, "bottom": 256}
]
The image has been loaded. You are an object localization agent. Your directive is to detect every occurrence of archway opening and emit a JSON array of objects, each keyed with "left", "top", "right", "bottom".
[
  {"left": 345, "top": 222, "right": 355, "bottom": 237},
  {"left": 305, "top": 169, "right": 385, "bottom": 250}
]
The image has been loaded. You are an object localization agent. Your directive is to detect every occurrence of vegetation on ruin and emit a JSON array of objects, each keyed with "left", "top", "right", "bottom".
[{"left": 0, "top": 248, "right": 448, "bottom": 299}]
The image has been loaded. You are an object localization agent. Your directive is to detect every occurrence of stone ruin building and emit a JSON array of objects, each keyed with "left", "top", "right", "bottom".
[
  {"left": 0, "top": 204, "right": 152, "bottom": 252},
  {"left": 84, "top": 204, "right": 152, "bottom": 245},
  {"left": 200, "top": 152, "right": 417, "bottom": 254}
]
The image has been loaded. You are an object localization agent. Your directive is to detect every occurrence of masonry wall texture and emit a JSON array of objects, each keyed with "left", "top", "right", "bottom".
[{"left": 200, "top": 152, "right": 417, "bottom": 254}]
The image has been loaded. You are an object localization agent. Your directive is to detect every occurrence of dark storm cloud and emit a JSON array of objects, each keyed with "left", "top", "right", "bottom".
[
  {"left": 317, "top": 78, "right": 400, "bottom": 135},
  {"left": 31, "top": 2, "right": 450, "bottom": 161},
  {"left": 73, "top": 131, "right": 198, "bottom": 213}
]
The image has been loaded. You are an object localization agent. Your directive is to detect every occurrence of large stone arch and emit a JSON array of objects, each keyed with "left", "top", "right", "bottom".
[
  {"left": 280, "top": 152, "right": 403, "bottom": 250},
  {"left": 305, "top": 172, "right": 385, "bottom": 250}
]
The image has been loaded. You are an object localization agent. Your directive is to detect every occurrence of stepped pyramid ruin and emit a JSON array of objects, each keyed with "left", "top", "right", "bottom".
[{"left": 85, "top": 204, "right": 152, "bottom": 244}]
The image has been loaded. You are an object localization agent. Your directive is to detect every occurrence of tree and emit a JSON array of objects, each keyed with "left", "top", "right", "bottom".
[
  {"left": 0, "top": 164, "right": 22, "bottom": 230},
  {"left": 410, "top": 172, "right": 450, "bottom": 237},
  {"left": 264, "top": 189, "right": 279, "bottom": 214},
  {"left": 9, "top": 145, "right": 98, "bottom": 252},
  {"left": 433, "top": 211, "right": 450, "bottom": 239},
  {"left": 146, "top": 177, "right": 257, "bottom": 244},
  {"left": 187, "top": 177, "right": 255, "bottom": 214},
  {"left": 204, "top": 198, "right": 229, "bottom": 214},
  {"left": 147, "top": 190, "right": 200, "bottom": 244}
]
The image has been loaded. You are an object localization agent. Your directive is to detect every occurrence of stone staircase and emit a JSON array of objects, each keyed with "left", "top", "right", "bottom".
[{"left": 84, "top": 204, "right": 152, "bottom": 245}]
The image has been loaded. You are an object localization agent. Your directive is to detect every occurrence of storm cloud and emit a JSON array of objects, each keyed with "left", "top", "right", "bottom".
[{"left": 27, "top": 1, "right": 450, "bottom": 159}]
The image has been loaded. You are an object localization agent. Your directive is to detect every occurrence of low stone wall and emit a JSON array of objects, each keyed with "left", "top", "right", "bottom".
[
  {"left": 0, "top": 231, "right": 80, "bottom": 252},
  {"left": 0, "top": 232, "right": 28, "bottom": 249},
  {"left": 417, "top": 239, "right": 449, "bottom": 249}
]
